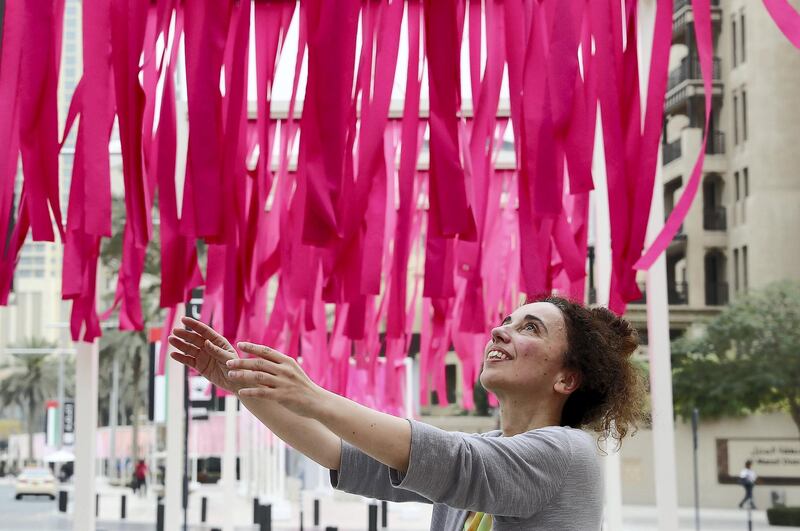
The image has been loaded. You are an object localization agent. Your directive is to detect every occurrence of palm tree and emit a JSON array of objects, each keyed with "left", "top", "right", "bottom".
[{"left": 0, "top": 337, "right": 65, "bottom": 464}]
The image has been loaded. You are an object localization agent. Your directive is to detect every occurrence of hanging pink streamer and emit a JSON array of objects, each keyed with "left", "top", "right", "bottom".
[
  {"left": 763, "top": 0, "right": 800, "bottom": 48},
  {"left": 18, "top": 0, "right": 65, "bottom": 242},
  {"left": 636, "top": 0, "right": 713, "bottom": 272}
]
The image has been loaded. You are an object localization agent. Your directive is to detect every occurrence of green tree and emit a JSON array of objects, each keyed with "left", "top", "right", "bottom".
[
  {"left": 0, "top": 338, "right": 67, "bottom": 464},
  {"left": 672, "top": 281, "right": 800, "bottom": 435}
]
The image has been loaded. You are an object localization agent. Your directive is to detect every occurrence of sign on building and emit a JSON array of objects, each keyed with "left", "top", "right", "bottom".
[
  {"left": 62, "top": 400, "right": 75, "bottom": 446},
  {"left": 717, "top": 438, "right": 800, "bottom": 485}
]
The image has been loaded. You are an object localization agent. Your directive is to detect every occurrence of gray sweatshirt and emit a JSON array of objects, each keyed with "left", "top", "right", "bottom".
[{"left": 330, "top": 420, "right": 603, "bottom": 530}]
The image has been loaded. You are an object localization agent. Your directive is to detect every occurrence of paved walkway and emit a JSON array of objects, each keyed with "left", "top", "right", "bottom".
[{"left": 2, "top": 478, "right": 798, "bottom": 530}]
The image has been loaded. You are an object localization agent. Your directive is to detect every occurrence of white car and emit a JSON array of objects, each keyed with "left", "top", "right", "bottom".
[{"left": 15, "top": 467, "right": 57, "bottom": 500}]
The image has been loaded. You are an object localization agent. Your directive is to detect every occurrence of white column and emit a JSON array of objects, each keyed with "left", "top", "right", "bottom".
[
  {"left": 109, "top": 351, "right": 119, "bottom": 480},
  {"left": 592, "top": 106, "right": 624, "bottom": 530},
  {"left": 221, "top": 395, "right": 238, "bottom": 531},
  {"left": 73, "top": 341, "right": 99, "bottom": 531},
  {"left": 164, "top": 335, "right": 186, "bottom": 531},
  {"left": 637, "top": 2, "right": 680, "bottom": 529},
  {"left": 403, "top": 357, "right": 415, "bottom": 418}
]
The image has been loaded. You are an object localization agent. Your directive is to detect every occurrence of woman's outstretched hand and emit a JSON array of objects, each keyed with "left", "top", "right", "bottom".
[
  {"left": 168, "top": 317, "right": 243, "bottom": 393},
  {"left": 226, "top": 342, "right": 326, "bottom": 419}
]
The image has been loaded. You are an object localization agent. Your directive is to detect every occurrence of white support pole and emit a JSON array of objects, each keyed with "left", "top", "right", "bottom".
[
  {"left": 109, "top": 351, "right": 119, "bottom": 480},
  {"left": 637, "top": 2, "right": 680, "bottom": 529},
  {"left": 404, "top": 357, "right": 415, "bottom": 419},
  {"left": 592, "top": 102, "right": 624, "bottom": 530},
  {"left": 221, "top": 395, "right": 238, "bottom": 531},
  {"left": 73, "top": 341, "right": 99, "bottom": 531},
  {"left": 164, "top": 320, "right": 186, "bottom": 531}
]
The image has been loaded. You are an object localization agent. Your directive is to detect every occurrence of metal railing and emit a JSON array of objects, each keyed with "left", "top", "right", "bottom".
[
  {"left": 705, "top": 130, "right": 726, "bottom": 155},
  {"left": 674, "top": 0, "right": 720, "bottom": 12},
  {"left": 663, "top": 138, "right": 682, "bottom": 164},
  {"left": 668, "top": 281, "right": 689, "bottom": 305},
  {"left": 703, "top": 207, "right": 727, "bottom": 230},
  {"left": 705, "top": 281, "right": 729, "bottom": 306},
  {"left": 667, "top": 56, "right": 722, "bottom": 92}
]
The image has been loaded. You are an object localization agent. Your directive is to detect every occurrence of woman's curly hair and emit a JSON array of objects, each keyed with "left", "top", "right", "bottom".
[{"left": 535, "top": 295, "right": 647, "bottom": 446}]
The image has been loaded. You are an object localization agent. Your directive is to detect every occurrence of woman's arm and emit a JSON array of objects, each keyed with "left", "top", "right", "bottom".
[
  {"left": 228, "top": 343, "right": 413, "bottom": 473},
  {"left": 228, "top": 343, "right": 592, "bottom": 517},
  {"left": 168, "top": 318, "right": 341, "bottom": 469},
  {"left": 238, "top": 396, "right": 342, "bottom": 470}
]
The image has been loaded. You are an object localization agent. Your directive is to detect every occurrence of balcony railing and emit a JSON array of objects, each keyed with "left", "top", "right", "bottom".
[
  {"left": 703, "top": 207, "right": 727, "bottom": 230},
  {"left": 674, "top": 0, "right": 719, "bottom": 12},
  {"left": 705, "top": 281, "right": 729, "bottom": 306},
  {"left": 630, "top": 282, "right": 689, "bottom": 305},
  {"left": 667, "top": 56, "right": 722, "bottom": 92},
  {"left": 668, "top": 281, "right": 689, "bottom": 305},
  {"left": 663, "top": 138, "right": 682, "bottom": 164},
  {"left": 705, "top": 130, "right": 725, "bottom": 155}
]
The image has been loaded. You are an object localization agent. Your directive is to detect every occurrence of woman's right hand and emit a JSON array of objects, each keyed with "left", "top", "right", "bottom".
[{"left": 168, "top": 316, "right": 242, "bottom": 393}]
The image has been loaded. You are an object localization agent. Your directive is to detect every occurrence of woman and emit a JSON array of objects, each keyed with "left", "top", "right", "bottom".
[{"left": 169, "top": 296, "right": 645, "bottom": 530}]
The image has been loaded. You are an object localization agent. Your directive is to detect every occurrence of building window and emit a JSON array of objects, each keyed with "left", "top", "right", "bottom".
[
  {"left": 734, "top": 171, "right": 740, "bottom": 201},
  {"left": 742, "top": 245, "right": 748, "bottom": 292},
  {"left": 733, "top": 248, "right": 740, "bottom": 293},
  {"left": 733, "top": 93, "right": 739, "bottom": 145},
  {"left": 740, "top": 11, "right": 746, "bottom": 63},
  {"left": 742, "top": 89, "right": 748, "bottom": 142},
  {"left": 732, "top": 18, "right": 738, "bottom": 67},
  {"left": 743, "top": 167, "right": 749, "bottom": 197}
]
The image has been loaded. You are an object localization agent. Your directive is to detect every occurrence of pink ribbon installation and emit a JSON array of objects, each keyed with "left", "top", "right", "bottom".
[{"left": 5, "top": 0, "right": 792, "bottom": 409}]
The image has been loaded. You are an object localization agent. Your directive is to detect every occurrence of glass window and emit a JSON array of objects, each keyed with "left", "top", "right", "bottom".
[
  {"left": 742, "top": 246, "right": 748, "bottom": 291},
  {"left": 733, "top": 248, "right": 740, "bottom": 293},
  {"left": 742, "top": 89, "right": 748, "bottom": 142},
  {"left": 734, "top": 171, "right": 740, "bottom": 201},
  {"left": 740, "top": 11, "right": 746, "bottom": 63},
  {"left": 732, "top": 93, "right": 739, "bottom": 145},
  {"left": 743, "top": 167, "right": 749, "bottom": 197},
  {"left": 731, "top": 18, "right": 737, "bottom": 67}
]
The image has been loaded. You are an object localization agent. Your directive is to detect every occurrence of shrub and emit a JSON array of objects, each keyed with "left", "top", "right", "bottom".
[{"left": 767, "top": 507, "right": 800, "bottom": 527}]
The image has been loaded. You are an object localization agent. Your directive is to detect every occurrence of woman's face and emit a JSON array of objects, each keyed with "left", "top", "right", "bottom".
[{"left": 479, "top": 302, "right": 573, "bottom": 397}]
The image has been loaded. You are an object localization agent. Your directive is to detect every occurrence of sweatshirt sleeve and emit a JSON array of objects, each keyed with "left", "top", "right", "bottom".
[
  {"left": 388, "top": 420, "right": 575, "bottom": 517},
  {"left": 329, "top": 439, "right": 432, "bottom": 504}
]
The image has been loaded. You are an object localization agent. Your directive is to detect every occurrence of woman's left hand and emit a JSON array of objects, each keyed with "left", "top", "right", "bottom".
[{"left": 226, "top": 342, "right": 327, "bottom": 419}]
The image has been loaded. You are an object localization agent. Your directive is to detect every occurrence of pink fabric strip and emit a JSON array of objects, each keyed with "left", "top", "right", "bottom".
[
  {"left": 183, "top": 0, "right": 231, "bottom": 240},
  {"left": 0, "top": 0, "right": 24, "bottom": 301},
  {"left": 635, "top": 0, "right": 713, "bottom": 271},
  {"left": 613, "top": 0, "right": 673, "bottom": 304},
  {"left": 18, "top": 0, "right": 65, "bottom": 242},
  {"left": 423, "top": 0, "right": 476, "bottom": 240},
  {"left": 299, "top": 0, "right": 360, "bottom": 247},
  {"left": 762, "top": 0, "right": 800, "bottom": 48}
]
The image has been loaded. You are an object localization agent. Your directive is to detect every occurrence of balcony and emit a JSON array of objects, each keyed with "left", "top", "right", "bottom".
[
  {"left": 663, "top": 138, "right": 682, "bottom": 165},
  {"left": 665, "top": 57, "right": 724, "bottom": 114},
  {"left": 703, "top": 207, "right": 727, "bottom": 230},
  {"left": 705, "top": 281, "right": 729, "bottom": 306}
]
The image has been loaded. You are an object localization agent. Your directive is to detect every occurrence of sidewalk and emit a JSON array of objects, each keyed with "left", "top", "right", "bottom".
[{"left": 79, "top": 480, "right": 799, "bottom": 531}]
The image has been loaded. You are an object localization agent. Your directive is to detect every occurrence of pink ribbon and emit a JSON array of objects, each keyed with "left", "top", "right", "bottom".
[
  {"left": 763, "top": 0, "right": 800, "bottom": 48},
  {"left": 636, "top": 0, "right": 713, "bottom": 272}
]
